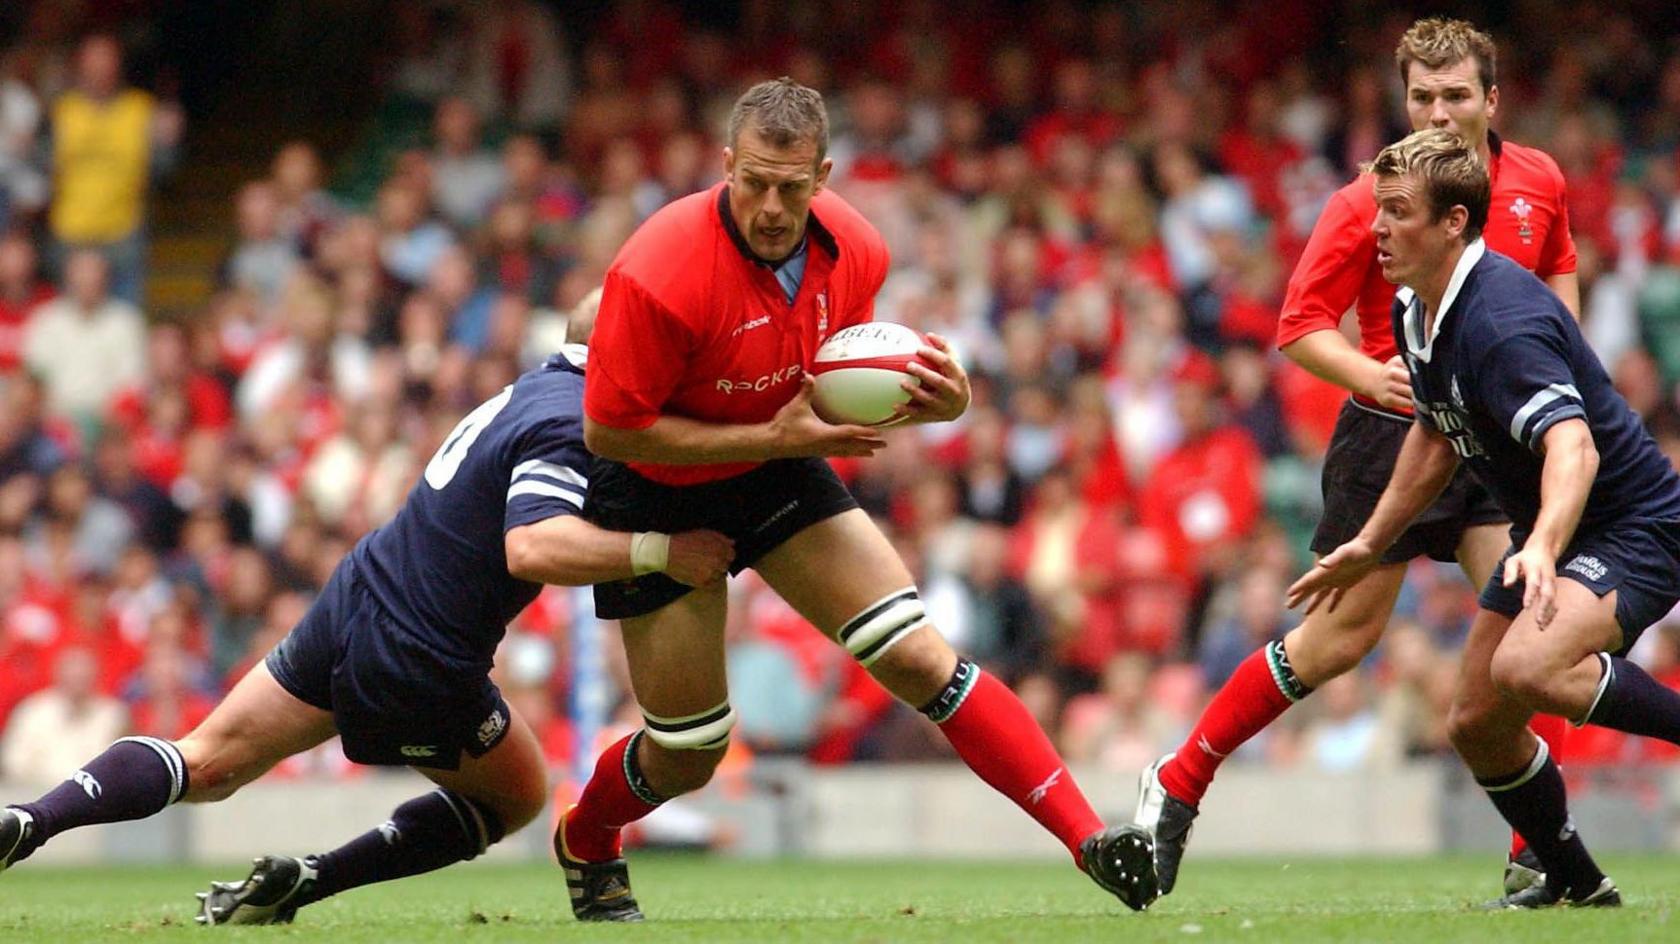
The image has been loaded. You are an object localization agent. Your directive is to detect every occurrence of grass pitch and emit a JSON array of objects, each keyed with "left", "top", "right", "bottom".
[{"left": 1, "top": 854, "right": 1677, "bottom": 942}]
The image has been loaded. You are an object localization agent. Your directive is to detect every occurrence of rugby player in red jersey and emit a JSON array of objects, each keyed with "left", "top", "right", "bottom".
[
  {"left": 557, "top": 78, "right": 1156, "bottom": 921},
  {"left": 1135, "top": 18, "right": 1579, "bottom": 902}
]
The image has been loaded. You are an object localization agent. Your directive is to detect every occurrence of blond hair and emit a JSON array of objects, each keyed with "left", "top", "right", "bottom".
[
  {"left": 1396, "top": 17, "right": 1497, "bottom": 92},
  {"left": 1365, "top": 128, "right": 1490, "bottom": 243}
]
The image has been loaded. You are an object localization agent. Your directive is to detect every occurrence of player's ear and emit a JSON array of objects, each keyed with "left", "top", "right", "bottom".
[
  {"left": 1447, "top": 204, "right": 1469, "bottom": 241},
  {"left": 723, "top": 146, "right": 736, "bottom": 183},
  {"left": 814, "top": 157, "right": 833, "bottom": 195},
  {"left": 1485, "top": 83, "right": 1498, "bottom": 121}
]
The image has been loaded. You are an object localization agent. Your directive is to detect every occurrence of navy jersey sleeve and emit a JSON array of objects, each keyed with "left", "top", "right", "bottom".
[
  {"left": 1474, "top": 333, "right": 1587, "bottom": 453},
  {"left": 503, "top": 418, "right": 591, "bottom": 531}
]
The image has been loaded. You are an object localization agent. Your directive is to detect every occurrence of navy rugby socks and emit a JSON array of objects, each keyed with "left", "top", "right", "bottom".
[
  {"left": 1583, "top": 655, "right": 1680, "bottom": 743},
  {"left": 8, "top": 736, "right": 187, "bottom": 862},
  {"left": 1476, "top": 742, "right": 1605, "bottom": 900},
  {"left": 302, "top": 788, "right": 504, "bottom": 902}
]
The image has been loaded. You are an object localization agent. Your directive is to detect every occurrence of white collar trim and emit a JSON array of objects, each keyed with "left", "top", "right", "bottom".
[
  {"left": 558, "top": 343, "right": 588, "bottom": 367},
  {"left": 1398, "top": 239, "right": 1484, "bottom": 363}
]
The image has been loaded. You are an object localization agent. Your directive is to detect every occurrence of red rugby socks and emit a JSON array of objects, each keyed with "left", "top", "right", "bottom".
[{"left": 923, "top": 660, "right": 1104, "bottom": 861}]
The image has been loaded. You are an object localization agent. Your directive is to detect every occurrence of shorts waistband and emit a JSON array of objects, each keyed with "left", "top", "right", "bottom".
[{"left": 1348, "top": 396, "right": 1414, "bottom": 424}]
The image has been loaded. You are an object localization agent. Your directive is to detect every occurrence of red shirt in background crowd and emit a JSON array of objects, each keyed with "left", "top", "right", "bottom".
[
  {"left": 129, "top": 690, "right": 216, "bottom": 740},
  {"left": 1274, "top": 133, "right": 1575, "bottom": 415},
  {"left": 1139, "top": 406, "right": 1263, "bottom": 582},
  {"left": 0, "top": 283, "right": 53, "bottom": 371},
  {"left": 586, "top": 182, "right": 890, "bottom": 485},
  {"left": 1218, "top": 125, "right": 1302, "bottom": 223}
]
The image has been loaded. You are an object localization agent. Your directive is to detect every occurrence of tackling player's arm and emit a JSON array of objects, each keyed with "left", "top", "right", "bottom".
[
  {"left": 500, "top": 410, "right": 733, "bottom": 587},
  {"left": 505, "top": 516, "right": 733, "bottom": 588},
  {"left": 1277, "top": 188, "right": 1413, "bottom": 411},
  {"left": 1286, "top": 421, "right": 1460, "bottom": 613}
]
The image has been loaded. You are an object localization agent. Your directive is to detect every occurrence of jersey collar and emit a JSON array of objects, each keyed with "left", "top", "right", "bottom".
[
  {"left": 1397, "top": 237, "right": 1485, "bottom": 363},
  {"left": 716, "top": 184, "right": 840, "bottom": 270},
  {"left": 546, "top": 343, "right": 587, "bottom": 373}
]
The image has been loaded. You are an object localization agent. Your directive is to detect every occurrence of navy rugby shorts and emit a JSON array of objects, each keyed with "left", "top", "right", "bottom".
[
  {"left": 1479, "top": 519, "right": 1680, "bottom": 655},
  {"left": 586, "top": 457, "right": 859, "bottom": 620},
  {"left": 1313, "top": 399, "right": 1508, "bottom": 563},
  {"left": 264, "top": 557, "right": 510, "bottom": 769}
]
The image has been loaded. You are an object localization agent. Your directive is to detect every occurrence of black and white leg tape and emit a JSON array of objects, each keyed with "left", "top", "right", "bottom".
[
  {"left": 642, "top": 701, "right": 736, "bottom": 751},
  {"left": 837, "top": 588, "right": 928, "bottom": 666}
]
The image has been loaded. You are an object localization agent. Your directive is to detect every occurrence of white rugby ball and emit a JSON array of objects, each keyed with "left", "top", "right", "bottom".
[{"left": 810, "top": 322, "right": 933, "bottom": 426}]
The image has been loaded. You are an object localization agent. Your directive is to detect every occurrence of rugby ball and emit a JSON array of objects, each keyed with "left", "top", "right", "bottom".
[{"left": 810, "top": 322, "right": 935, "bottom": 426}]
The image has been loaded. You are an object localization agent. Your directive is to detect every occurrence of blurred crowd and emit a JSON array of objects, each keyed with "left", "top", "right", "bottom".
[{"left": 4, "top": 0, "right": 1680, "bottom": 795}]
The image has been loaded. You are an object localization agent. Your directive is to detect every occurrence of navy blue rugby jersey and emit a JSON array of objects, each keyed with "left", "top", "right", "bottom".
[
  {"left": 349, "top": 345, "right": 591, "bottom": 667},
  {"left": 1392, "top": 242, "right": 1680, "bottom": 539}
]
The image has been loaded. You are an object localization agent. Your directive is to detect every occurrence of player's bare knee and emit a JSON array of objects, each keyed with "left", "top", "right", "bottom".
[
  {"left": 175, "top": 736, "right": 253, "bottom": 803},
  {"left": 477, "top": 781, "right": 547, "bottom": 834},
  {"left": 499, "top": 776, "right": 550, "bottom": 832},
  {"left": 181, "top": 761, "right": 246, "bottom": 802},
  {"left": 639, "top": 699, "right": 734, "bottom": 796},
  {"left": 1488, "top": 644, "right": 1552, "bottom": 706}
]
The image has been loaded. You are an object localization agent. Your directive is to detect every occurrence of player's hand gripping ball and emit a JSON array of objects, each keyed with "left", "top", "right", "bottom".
[{"left": 810, "top": 323, "right": 940, "bottom": 426}]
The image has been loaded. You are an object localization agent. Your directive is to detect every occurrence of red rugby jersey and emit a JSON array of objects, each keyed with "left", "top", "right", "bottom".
[
  {"left": 1275, "top": 133, "right": 1575, "bottom": 413},
  {"left": 586, "top": 183, "right": 891, "bottom": 485}
]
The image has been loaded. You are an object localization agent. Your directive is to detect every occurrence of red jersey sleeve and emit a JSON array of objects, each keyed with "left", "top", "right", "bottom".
[
  {"left": 1537, "top": 159, "right": 1578, "bottom": 277},
  {"left": 584, "top": 269, "right": 695, "bottom": 430},
  {"left": 1275, "top": 186, "right": 1377, "bottom": 350}
]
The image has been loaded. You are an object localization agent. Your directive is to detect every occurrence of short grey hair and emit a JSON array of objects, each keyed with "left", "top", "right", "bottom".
[
  {"left": 565, "top": 287, "right": 602, "bottom": 345},
  {"left": 726, "top": 77, "right": 828, "bottom": 162}
]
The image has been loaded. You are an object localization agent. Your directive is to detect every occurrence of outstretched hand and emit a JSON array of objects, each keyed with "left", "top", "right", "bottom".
[{"left": 1285, "top": 537, "right": 1382, "bottom": 614}]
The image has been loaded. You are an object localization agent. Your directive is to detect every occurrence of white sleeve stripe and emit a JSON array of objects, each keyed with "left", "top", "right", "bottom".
[
  {"left": 507, "top": 480, "right": 583, "bottom": 507},
  {"left": 511, "top": 459, "right": 586, "bottom": 488},
  {"left": 513, "top": 471, "right": 586, "bottom": 495},
  {"left": 1508, "top": 383, "right": 1581, "bottom": 444}
]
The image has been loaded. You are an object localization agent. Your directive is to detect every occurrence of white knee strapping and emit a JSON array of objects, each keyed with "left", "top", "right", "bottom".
[
  {"left": 642, "top": 701, "right": 736, "bottom": 750},
  {"left": 838, "top": 587, "right": 927, "bottom": 666}
]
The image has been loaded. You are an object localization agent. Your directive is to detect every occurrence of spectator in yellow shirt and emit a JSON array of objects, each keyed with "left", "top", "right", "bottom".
[{"left": 48, "top": 35, "right": 183, "bottom": 305}]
